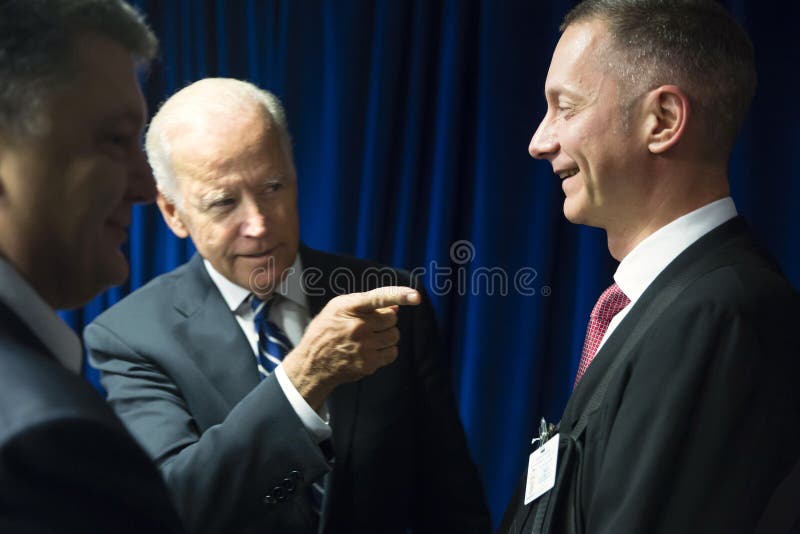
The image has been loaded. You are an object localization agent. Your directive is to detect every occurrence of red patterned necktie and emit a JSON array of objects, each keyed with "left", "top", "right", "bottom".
[{"left": 574, "top": 282, "right": 630, "bottom": 387}]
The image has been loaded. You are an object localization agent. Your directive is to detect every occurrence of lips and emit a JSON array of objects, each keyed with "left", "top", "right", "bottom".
[
  {"left": 106, "top": 213, "right": 130, "bottom": 226},
  {"left": 555, "top": 168, "right": 579, "bottom": 179},
  {"left": 104, "top": 221, "right": 129, "bottom": 245},
  {"left": 106, "top": 220, "right": 129, "bottom": 230},
  {"left": 106, "top": 206, "right": 131, "bottom": 228},
  {"left": 105, "top": 210, "right": 131, "bottom": 237},
  {"left": 239, "top": 245, "right": 280, "bottom": 258}
]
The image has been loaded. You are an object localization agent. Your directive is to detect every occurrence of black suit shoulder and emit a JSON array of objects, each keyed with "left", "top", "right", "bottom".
[
  {"left": 0, "top": 329, "right": 115, "bottom": 441},
  {"left": 569, "top": 220, "right": 800, "bottom": 534},
  {"left": 0, "top": 308, "right": 185, "bottom": 533}
]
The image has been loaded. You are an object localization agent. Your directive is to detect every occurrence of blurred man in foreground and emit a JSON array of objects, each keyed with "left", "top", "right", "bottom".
[
  {"left": 0, "top": 1, "right": 184, "bottom": 531},
  {"left": 501, "top": 1, "right": 800, "bottom": 533},
  {"left": 86, "top": 78, "right": 491, "bottom": 533}
]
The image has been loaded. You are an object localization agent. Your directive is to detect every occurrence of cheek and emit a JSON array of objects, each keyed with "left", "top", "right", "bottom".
[
  {"left": 74, "top": 157, "right": 126, "bottom": 193},
  {"left": 62, "top": 166, "right": 118, "bottom": 233},
  {"left": 558, "top": 117, "right": 591, "bottom": 163},
  {"left": 185, "top": 217, "right": 216, "bottom": 255},
  {"left": 276, "top": 208, "right": 298, "bottom": 234},
  {"left": 573, "top": 120, "right": 614, "bottom": 178},
  {"left": 197, "top": 218, "right": 242, "bottom": 259},
  {"left": 273, "top": 200, "right": 300, "bottom": 234}
]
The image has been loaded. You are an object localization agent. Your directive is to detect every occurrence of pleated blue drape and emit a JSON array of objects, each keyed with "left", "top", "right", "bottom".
[{"left": 59, "top": 1, "right": 800, "bottom": 526}]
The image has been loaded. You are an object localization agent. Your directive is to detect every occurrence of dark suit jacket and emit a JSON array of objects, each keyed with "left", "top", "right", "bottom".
[
  {"left": 501, "top": 218, "right": 800, "bottom": 534},
  {"left": 85, "top": 245, "right": 490, "bottom": 534},
  {"left": 0, "top": 301, "right": 185, "bottom": 533}
]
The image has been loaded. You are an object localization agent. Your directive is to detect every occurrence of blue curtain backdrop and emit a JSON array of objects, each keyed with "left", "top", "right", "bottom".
[{"left": 60, "top": 0, "right": 800, "bottom": 526}]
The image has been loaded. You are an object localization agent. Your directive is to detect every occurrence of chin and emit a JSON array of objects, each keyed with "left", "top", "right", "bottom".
[
  {"left": 242, "top": 266, "right": 281, "bottom": 294},
  {"left": 563, "top": 197, "right": 598, "bottom": 227},
  {"left": 562, "top": 203, "right": 583, "bottom": 224},
  {"left": 92, "top": 253, "right": 130, "bottom": 295},
  {"left": 60, "top": 275, "right": 118, "bottom": 310}
]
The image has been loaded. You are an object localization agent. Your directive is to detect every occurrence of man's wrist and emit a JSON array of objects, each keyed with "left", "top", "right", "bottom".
[
  {"left": 274, "top": 365, "right": 332, "bottom": 442},
  {"left": 281, "top": 350, "right": 334, "bottom": 412}
]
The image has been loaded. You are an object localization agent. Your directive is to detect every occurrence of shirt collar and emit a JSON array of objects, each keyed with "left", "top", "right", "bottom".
[
  {"left": 0, "top": 258, "right": 83, "bottom": 373},
  {"left": 204, "top": 252, "right": 308, "bottom": 313},
  {"left": 614, "top": 197, "right": 737, "bottom": 304}
]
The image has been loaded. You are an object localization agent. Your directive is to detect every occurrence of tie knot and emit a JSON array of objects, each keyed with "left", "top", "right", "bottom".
[
  {"left": 250, "top": 294, "right": 275, "bottom": 317},
  {"left": 591, "top": 282, "right": 630, "bottom": 320},
  {"left": 574, "top": 282, "right": 631, "bottom": 387}
]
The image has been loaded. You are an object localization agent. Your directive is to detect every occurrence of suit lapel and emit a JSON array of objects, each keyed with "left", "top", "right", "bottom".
[
  {"left": 0, "top": 301, "right": 53, "bottom": 364},
  {"left": 560, "top": 217, "right": 750, "bottom": 429},
  {"left": 172, "top": 254, "right": 260, "bottom": 410}
]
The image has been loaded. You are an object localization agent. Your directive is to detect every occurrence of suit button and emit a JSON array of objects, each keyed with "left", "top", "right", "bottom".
[
  {"left": 281, "top": 478, "right": 297, "bottom": 493},
  {"left": 273, "top": 486, "right": 287, "bottom": 502},
  {"left": 263, "top": 494, "right": 277, "bottom": 505},
  {"left": 289, "top": 469, "right": 303, "bottom": 482}
]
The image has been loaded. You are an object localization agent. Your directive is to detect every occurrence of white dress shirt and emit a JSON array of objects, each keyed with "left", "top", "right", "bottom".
[
  {"left": 0, "top": 258, "right": 82, "bottom": 374},
  {"left": 204, "top": 255, "right": 332, "bottom": 443},
  {"left": 596, "top": 197, "right": 738, "bottom": 353}
]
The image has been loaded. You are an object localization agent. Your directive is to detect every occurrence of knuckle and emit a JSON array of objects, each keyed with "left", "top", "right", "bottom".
[
  {"left": 330, "top": 294, "right": 347, "bottom": 307},
  {"left": 324, "top": 295, "right": 348, "bottom": 314},
  {"left": 352, "top": 321, "right": 370, "bottom": 338},
  {"left": 389, "top": 329, "right": 400, "bottom": 345},
  {"left": 336, "top": 340, "right": 359, "bottom": 356},
  {"left": 360, "top": 290, "right": 377, "bottom": 306},
  {"left": 384, "top": 346, "right": 399, "bottom": 361}
]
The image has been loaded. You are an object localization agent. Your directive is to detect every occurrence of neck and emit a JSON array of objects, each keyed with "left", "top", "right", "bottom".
[{"left": 605, "top": 178, "right": 729, "bottom": 261}]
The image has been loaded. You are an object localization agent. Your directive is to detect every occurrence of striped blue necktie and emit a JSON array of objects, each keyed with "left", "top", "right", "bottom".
[
  {"left": 250, "top": 294, "right": 329, "bottom": 518},
  {"left": 251, "top": 296, "right": 293, "bottom": 378}
]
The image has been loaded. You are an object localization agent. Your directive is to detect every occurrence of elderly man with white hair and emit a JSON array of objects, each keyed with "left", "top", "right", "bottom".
[{"left": 85, "top": 77, "right": 491, "bottom": 534}]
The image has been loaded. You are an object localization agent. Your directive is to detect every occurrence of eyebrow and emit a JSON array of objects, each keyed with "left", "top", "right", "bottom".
[
  {"left": 196, "top": 190, "right": 231, "bottom": 210},
  {"left": 545, "top": 85, "right": 584, "bottom": 101}
]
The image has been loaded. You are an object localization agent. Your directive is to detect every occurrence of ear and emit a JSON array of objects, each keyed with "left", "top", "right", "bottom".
[
  {"left": 156, "top": 191, "right": 190, "bottom": 238},
  {"left": 641, "top": 85, "right": 689, "bottom": 154}
]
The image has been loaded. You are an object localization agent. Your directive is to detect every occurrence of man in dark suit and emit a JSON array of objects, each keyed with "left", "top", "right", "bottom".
[
  {"left": 85, "top": 77, "right": 490, "bottom": 533},
  {"left": 500, "top": 1, "right": 800, "bottom": 533},
  {"left": 0, "top": 1, "right": 185, "bottom": 532}
]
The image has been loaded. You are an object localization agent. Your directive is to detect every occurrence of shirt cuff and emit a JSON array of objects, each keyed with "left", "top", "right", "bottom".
[{"left": 274, "top": 364, "right": 332, "bottom": 443}]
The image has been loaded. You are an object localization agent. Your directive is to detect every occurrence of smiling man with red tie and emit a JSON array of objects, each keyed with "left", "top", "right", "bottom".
[{"left": 500, "top": 1, "right": 800, "bottom": 533}]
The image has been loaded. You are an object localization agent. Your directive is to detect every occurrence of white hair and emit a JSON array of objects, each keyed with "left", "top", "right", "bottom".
[{"left": 145, "top": 78, "right": 293, "bottom": 204}]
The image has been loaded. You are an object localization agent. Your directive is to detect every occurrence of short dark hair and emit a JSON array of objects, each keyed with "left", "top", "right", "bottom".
[
  {"left": 562, "top": 0, "right": 756, "bottom": 153},
  {"left": 0, "top": 0, "right": 158, "bottom": 136}
]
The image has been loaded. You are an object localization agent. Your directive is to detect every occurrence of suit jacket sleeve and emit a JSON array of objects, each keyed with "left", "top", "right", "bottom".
[
  {"left": 582, "top": 279, "right": 800, "bottom": 534},
  {"left": 85, "top": 321, "right": 330, "bottom": 534},
  {"left": 405, "top": 288, "right": 492, "bottom": 533},
  {"left": 0, "top": 415, "right": 186, "bottom": 533}
]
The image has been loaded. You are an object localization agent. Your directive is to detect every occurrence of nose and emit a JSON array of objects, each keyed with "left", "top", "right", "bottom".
[
  {"left": 240, "top": 197, "right": 267, "bottom": 238},
  {"left": 128, "top": 145, "right": 158, "bottom": 205},
  {"left": 528, "top": 115, "right": 559, "bottom": 160}
]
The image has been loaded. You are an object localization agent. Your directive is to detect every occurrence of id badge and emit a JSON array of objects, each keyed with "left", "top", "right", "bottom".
[{"left": 524, "top": 433, "right": 559, "bottom": 505}]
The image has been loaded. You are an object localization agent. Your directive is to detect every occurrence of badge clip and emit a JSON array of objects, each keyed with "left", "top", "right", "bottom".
[{"left": 530, "top": 417, "right": 551, "bottom": 449}]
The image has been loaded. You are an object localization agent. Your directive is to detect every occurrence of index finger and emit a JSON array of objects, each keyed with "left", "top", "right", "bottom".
[{"left": 345, "top": 286, "right": 421, "bottom": 313}]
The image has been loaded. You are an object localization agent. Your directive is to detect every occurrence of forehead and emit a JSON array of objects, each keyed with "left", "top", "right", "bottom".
[
  {"left": 51, "top": 33, "right": 146, "bottom": 131},
  {"left": 172, "top": 113, "right": 291, "bottom": 192},
  {"left": 545, "top": 20, "right": 611, "bottom": 98}
]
